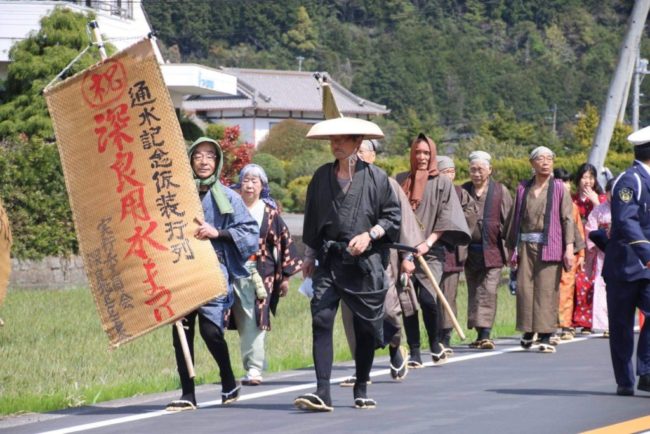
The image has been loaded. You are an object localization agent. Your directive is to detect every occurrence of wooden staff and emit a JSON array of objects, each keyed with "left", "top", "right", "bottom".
[
  {"left": 416, "top": 256, "right": 466, "bottom": 340},
  {"left": 175, "top": 321, "right": 195, "bottom": 379}
]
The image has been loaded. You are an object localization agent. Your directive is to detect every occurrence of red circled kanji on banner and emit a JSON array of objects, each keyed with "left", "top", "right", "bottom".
[{"left": 81, "top": 60, "right": 128, "bottom": 109}]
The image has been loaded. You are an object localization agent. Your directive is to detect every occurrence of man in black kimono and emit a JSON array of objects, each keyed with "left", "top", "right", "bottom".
[{"left": 294, "top": 117, "right": 401, "bottom": 412}]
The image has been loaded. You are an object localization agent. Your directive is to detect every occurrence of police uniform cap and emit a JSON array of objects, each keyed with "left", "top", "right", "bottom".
[{"left": 628, "top": 125, "right": 650, "bottom": 149}]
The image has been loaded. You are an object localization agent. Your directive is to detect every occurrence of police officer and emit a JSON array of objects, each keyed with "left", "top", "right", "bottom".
[{"left": 603, "top": 125, "right": 650, "bottom": 396}]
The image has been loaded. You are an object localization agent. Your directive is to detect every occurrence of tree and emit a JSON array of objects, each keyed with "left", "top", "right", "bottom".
[
  {"left": 283, "top": 6, "right": 318, "bottom": 56},
  {"left": 572, "top": 103, "right": 601, "bottom": 150},
  {"left": 218, "top": 126, "right": 254, "bottom": 185},
  {"left": 257, "top": 119, "right": 326, "bottom": 160},
  {"left": 0, "top": 7, "right": 107, "bottom": 140}
]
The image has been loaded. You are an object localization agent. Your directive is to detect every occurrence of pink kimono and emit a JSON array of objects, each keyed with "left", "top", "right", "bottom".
[{"left": 585, "top": 201, "right": 611, "bottom": 331}]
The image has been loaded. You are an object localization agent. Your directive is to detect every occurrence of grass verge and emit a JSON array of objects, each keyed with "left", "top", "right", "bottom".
[{"left": 0, "top": 277, "right": 516, "bottom": 416}]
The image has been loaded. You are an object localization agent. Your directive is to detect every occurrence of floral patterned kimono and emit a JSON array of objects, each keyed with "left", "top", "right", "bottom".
[{"left": 584, "top": 201, "right": 611, "bottom": 331}]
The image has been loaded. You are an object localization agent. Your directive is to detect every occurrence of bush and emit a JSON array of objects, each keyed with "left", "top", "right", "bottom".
[
  {"left": 285, "top": 149, "right": 332, "bottom": 182},
  {"left": 375, "top": 155, "right": 409, "bottom": 177},
  {"left": 257, "top": 119, "right": 326, "bottom": 160},
  {"left": 252, "top": 153, "right": 286, "bottom": 185},
  {"left": 284, "top": 176, "right": 312, "bottom": 212},
  {"left": 452, "top": 151, "right": 633, "bottom": 191},
  {"left": 205, "top": 123, "right": 225, "bottom": 141},
  {"left": 0, "top": 138, "right": 77, "bottom": 259}
]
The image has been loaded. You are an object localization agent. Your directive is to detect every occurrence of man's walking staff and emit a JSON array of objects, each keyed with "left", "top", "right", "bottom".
[
  {"left": 416, "top": 256, "right": 466, "bottom": 341},
  {"left": 383, "top": 243, "right": 466, "bottom": 340}
]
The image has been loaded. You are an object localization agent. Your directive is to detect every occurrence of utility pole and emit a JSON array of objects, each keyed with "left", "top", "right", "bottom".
[
  {"left": 588, "top": 0, "right": 650, "bottom": 186},
  {"left": 633, "top": 51, "right": 649, "bottom": 132}
]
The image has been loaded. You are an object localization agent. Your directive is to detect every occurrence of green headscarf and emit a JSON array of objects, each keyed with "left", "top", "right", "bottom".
[{"left": 188, "top": 137, "right": 233, "bottom": 214}]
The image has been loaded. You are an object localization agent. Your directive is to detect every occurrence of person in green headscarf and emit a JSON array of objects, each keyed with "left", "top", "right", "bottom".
[{"left": 166, "top": 137, "right": 258, "bottom": 412}]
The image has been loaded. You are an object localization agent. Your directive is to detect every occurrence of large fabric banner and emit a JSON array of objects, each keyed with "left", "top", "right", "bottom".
[
  {"left": 0, "top": 199, "right": 11, "bottom": 307},
  {"left": 44, "top": 39, "right": 227, "bottom": 347}
]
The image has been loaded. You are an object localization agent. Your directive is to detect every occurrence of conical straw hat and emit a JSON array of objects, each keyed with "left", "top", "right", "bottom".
[{"left": 306, "top": 117, "right": 384, "bottom": 140}]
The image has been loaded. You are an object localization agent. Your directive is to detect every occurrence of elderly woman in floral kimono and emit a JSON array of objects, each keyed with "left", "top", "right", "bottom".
[{"left": 232, "top": 164, "right": 302, "bottom": 386}]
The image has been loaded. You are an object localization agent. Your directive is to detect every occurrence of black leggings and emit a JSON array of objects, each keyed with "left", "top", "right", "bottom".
[
  {"left": 172, "top": 310, "right": 235, "bottom": 399},
  {"left": 312, "top": 302, "right": 376, "bottom": 390},
  {"left": 403, "top": 280, "right": 439, "bottom": 351}
]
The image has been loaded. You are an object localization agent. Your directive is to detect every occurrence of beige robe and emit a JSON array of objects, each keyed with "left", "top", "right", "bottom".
[
  {"left": 505, "top": 179, "right": 575, "bottom": 333},
  {"left": 464, "top": 183, "right": 513, "bottom": 329},
  {"left": 395, "top": 173, "right": 472, "bottom": 301},
  {"left": 439, "top": 187, "right": 477, "bottom": 329}
]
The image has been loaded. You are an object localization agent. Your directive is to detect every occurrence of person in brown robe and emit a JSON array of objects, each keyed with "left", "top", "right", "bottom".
[
  {"left": 462, "top": 151, "right": 513, "bottom": 350},
  {"left": 553, "top": 168, "right": 586, "bottom": 342},
  {"left": 436, "top": 155, "right": 477, "bottom": 353},
  {"left": 340, "top": 141, "right": 424, "bottom": 384},
  {"left": 396, "top": 134, "right": 471, "bottom": 366},
  {"left": 505, "top": 146, "right": 575, "bottom": 354}
]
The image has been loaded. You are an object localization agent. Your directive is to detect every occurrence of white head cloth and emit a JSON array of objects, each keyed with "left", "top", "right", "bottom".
[
  {"left": 468, "top": 150, "right": 492, "bottom": 166},
  {"left": 529, "top": 146, "right": 555, "bottom": 160},
  {"left": 436, "top": 155, "right": 455, "bottom": 171}
]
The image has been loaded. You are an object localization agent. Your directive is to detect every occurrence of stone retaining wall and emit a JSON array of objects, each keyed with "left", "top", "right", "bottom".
[{"left": 8, "top": 236, "right": 306, "bottom": 289}]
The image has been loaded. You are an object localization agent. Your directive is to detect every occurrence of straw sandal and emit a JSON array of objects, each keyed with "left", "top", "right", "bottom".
[
  {"left": 221, "top": 385, "right": 241, "bottom": 405},
  {"left": 390, "top": 346, "right": 409, "bottom": 381},
  {"left": 469, "top": 340, "right": 482, "bottom": 349},
  {"left": 354, "top": 397, "right": 377, "bottom": 409},
  {"left": 165, "top": 399, "right": 196, "bottom": 412},
  {"left": 431, "top": 347, "right": 448, "bottom": 365},
  {"left": 520, "top": 335, "right": 535, "bottom": 350},
  {"left": 340, "top": 376, "right": 372, "bottom": 387},
  {"left": 478, "top": 339, "right": 496, "bottom": 350},
  {"left": 560, "top": 329, "right": 574, "bottom": 341},
  {"left": 538, "top": 343, "right": 556, "bottom": 353},
  {"left": 407, "top": 350, "right": 424, "bottom": 368},
  {"left": 294, "top": 393, "right": 334, "bottom": 412}
]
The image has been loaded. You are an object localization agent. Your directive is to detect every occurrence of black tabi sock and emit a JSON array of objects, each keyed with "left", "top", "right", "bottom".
[{"left": 478, "top": 327, "right": 491, "bottom": 340}]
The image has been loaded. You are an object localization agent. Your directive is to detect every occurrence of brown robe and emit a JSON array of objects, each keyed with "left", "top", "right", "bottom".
[
  {"left": 505, "top": 179, "right": 575, "bottom": 333},
  {"left": 439, "top": 187, "right": 477, "bottom": 329},
  {"left": 395, "top": 173, "right": 471, "bottom": 301},
  {"left": 464, "top": 182, "right": 513, "bottom": 329}
]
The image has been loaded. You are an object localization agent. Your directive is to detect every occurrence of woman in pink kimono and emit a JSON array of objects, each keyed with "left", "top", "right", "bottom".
[{"left": 584, "top": 179, "right": 613, "bottom": 335}]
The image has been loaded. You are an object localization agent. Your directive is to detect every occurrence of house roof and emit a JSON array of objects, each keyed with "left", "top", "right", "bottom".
[{"left": 183, "top": 68, "right": 389, "bottom": 117}]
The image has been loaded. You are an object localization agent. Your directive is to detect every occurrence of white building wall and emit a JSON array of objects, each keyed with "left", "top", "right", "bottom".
[
  {"left": 203, "top": 110, "right": 322, "bottom": 148},
  {"left": 0, "top": 0, "right": 158, "bottom": 78}
]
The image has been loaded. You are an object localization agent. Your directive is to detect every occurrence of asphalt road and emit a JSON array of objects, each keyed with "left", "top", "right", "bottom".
[{"left": 2, "top": 334, "right": 649, "bottom": 434}]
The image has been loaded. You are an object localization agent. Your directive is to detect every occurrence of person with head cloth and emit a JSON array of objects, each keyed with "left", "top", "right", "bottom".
[
  {"left": 504, "top": 146, "right": 575, "bottom": 354},
  {"left": 396, "top": 135, "right": 471, "bottom": 367},
  {"left": 602, "top": 125, "right": 650, "bottom": 396},
  {"left": 294, "top": 117, "right": 401, "bottom": 411},
  {"left": 435, "top": 155, "right": 477, "bottom": 352},
  {"left": 461, "top": 151, "right": 513, "bottom": 349},
  {"left": 165, "top": 137, "right": 259, "bottom": 411},
  {"left": 231, "top": 163, "right": 303, "bottom": 386}
]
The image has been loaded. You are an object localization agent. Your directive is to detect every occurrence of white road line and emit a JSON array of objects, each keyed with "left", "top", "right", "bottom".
[{"left": 37, "top": 333, "right": 606, "bottom": 434}]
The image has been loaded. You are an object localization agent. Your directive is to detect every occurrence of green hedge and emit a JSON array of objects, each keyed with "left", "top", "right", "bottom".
[
  {"left": 454, "top": 151, "right": 633, "bottom": 191},
  {"left": 0, "top": 139, "right": 77, "bottom": 259}
]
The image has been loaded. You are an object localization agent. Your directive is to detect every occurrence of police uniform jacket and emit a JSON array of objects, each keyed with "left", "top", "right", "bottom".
[{"left": 603, "top": 161, "right": 650, "bottom": 282}]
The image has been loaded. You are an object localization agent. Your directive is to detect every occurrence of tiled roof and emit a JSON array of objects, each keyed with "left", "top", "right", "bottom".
[{"left": 183, "top": 68, "right": 389, "bottom": 116}]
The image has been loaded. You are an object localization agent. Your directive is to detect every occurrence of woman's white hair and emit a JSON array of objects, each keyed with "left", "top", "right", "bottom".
[{"left": 239, "top": 164, "right": 269, "bottom": 186}]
